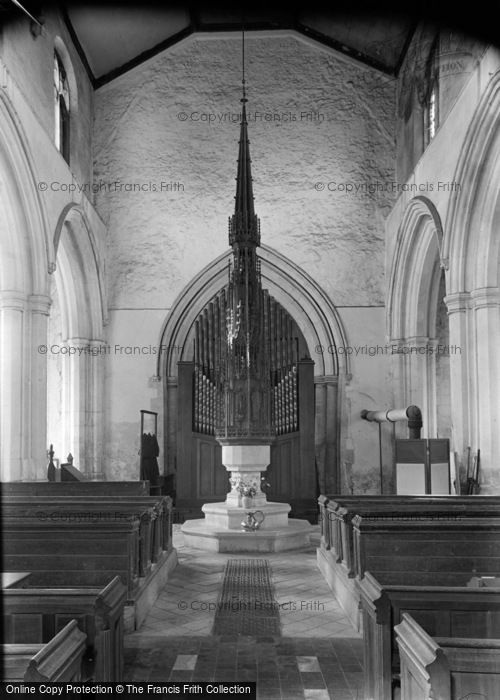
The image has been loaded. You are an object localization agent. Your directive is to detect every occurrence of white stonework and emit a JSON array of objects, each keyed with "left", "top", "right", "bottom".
[
  {"left": 201, "top": 501, "right": 291, "bottom": 530},
  {"left": 222, "top": 443, "right": 271, "bottom": 506}
]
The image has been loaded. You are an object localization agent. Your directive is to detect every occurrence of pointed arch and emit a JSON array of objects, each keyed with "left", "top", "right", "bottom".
[
  {"left": 441, "top": 70, "right": 500, "bottom": 493},
  {"left": 386, "top": 196, "right": 447, "bottom": 439},
  {"left": 47, "top": 203, "right": 107, "bottom": 478},
  {"left": 157, "top": 245, "right": 348, "bottom": 494},
  {"left": 156, "top": 243, "right": 349, "bottom": 380},
  {"left": 387, "top": 195, "right": 444, "bottom": 342}
]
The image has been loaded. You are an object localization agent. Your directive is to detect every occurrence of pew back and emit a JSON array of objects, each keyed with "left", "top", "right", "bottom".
[
  {"left": 2, "top": 621, "right": 87, "bottom": 682},
  {"left": 353, "top": 516, "right": 500, "bottom": 585},
  {"left": 3, "top": 576, "right": 126, "bottom": 681},
  {"left": 2, "top": 481, "right": 151, "bottom": 496},
  {"left": 396, "top": 613, "right": 500, "bottom": 700},
  {"left": 359, "top": 572, "right": 500, "bottom": 700}
]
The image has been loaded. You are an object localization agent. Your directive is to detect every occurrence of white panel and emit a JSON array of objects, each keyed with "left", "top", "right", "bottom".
[
  {"left": 396, "top": 462, "right": 426, "bottom": 494},
  {"left": 430, "top": 462, "right": 450, "bottom": 494}
]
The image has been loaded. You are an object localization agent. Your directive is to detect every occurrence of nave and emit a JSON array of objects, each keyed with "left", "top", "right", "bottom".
[{"left": 123, "top": 526, "right": 363, "bottom": 700}]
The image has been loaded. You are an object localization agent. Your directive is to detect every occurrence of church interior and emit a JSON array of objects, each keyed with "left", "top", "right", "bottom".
[{"left": 1, "top": 1, "right": 500, "bottom": 698}]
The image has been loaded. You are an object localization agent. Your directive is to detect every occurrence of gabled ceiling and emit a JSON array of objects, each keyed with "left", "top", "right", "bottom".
[
  {"left": 1, "top": 2, "right": 497, "bottom": 89},
  {"left": 63, "top": 6, "right": 417, "bottom": 87}
]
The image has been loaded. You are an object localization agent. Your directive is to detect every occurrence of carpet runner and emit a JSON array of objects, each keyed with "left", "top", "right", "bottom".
[{"left": 212, "top": 559, "right": 281, "bottom": 636}]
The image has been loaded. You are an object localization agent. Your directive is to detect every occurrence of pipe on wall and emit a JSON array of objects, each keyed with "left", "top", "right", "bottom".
[{"left": 360, "top": 405, "right": 422, "bottom": 439}]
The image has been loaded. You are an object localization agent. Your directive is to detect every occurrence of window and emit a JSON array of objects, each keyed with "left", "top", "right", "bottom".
[
  {"left": 425, "top": 82, "right": 439, "bottom": 145},
  {"left": 54, "top": 51, "right": 70, "bottom": 163},
  {"left": 423, "top": 35, "right": 440, "bottom": 147}
]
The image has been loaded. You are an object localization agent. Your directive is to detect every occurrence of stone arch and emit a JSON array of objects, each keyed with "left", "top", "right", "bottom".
[
  {"left": 387, "top": 196, "right": 448, "bottom": 438},
  {"left": 444, "top": 70, "right": 500, "bottom": 294},
  {"left": 387, "top": 196, "right": 444, "bottom": 342},
  {"left": 157, "top": 244, "right": 349, "bottom": 379},
  {"left": 0, "top": 91, "right": 52, "bottom": 480},
  {"left": 157, "top": 244, "right": 349, "bottom": 493},
  {"left": 47, "top": 204, "right": 107, "bottom": 477},
  {"left": 442, "top": 71, "right": 500, "bottom": 493}
]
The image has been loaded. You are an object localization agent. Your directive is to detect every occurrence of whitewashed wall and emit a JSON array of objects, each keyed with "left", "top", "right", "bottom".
[{"left": 94, "top": 32, "right": 396, "bottom": 490}]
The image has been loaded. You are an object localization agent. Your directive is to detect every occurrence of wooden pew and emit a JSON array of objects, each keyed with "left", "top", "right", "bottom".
[
  {"left": 359, "top": 571, "right": 500, "bottom": 700},
  {"left": 396, "top": 613, "right": 500, "bottom": 700},
  {"left": 3, "top": 576, "right": 126, "bottom": 681},
  {"left": 4, "top": 495, "right": 173, "bottom": 576},
  {"left": 2, "top": 509, "right": 142, "bottom": 594},
  {"left": 3, "top": 620, "right": 87, "bottom": 682},
  {"left": 2, "top": 481, "right": 152, "bottom": 496},
  {"left": 320, "top": 495, "right": 500, "bottom": 577},
  {"left": 352, "top": 515, "right": 500, "bottom": 585},
  {"left": 316, "top": 495, "right": 500, "bottom": 627},
  {"left": 2, "top": 494, "right": 176, "bottom": 629}
]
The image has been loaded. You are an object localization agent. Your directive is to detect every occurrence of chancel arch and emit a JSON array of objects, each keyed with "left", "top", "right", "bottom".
[
  {"left": 157, "top": 244, "right": 349, "bottom": 514},
  {"left": 387, "top": 196, "right": 451, "bottom": 442},
  {"left": 48, "top": 204, "right": 107, "bottom": 478}
]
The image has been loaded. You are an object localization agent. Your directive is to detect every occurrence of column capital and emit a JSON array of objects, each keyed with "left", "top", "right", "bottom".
[
  {"left": 0, "top": 290, "right": 27, "bottom": 310},
  {"left": 470, "top": 287, "right": 500, "bottom": 309},
  {"left": 314, "top": 375, "right": 338, "bottom": 386},
  {"left": 444, "top": 292, "right": 471, "bottom": 314},
  {"left": 28, "top": 294, "right": 51, "bottom": 315}
]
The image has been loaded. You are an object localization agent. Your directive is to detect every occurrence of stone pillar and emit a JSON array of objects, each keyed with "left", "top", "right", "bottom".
[
  {"left": 0, "top": 292, "right": 25, "bottom": 480},
  {"left": 315, "top": 375, "right": 339, "bottom": 494},
  {"left": 314, "top": 379, "right": 327, "bottom": 493},
  {"left": 445, "top": 292, "right": 472, "bottom": 481},
  {"left": 325, "top": 376, "right": 339, "bottom": 493},
  {"left": 470, "top": 288, "right": 500, "bottom": 493},
  {"left": 89, "top": 339, "right": 105, "bottom": 480},
  {"left": 0, "top": 291, "right": 50, "bottom": 481},
  {"left": 221, "top": 444, "right": 270, "bottom": 507},
  {"left": 28, "top": 294, "right": 51, "bottom": 480}
]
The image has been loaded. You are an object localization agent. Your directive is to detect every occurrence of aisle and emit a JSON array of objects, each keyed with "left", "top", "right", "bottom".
[{"left": 124, "top": 527, "right": 363, "bottom": 699}]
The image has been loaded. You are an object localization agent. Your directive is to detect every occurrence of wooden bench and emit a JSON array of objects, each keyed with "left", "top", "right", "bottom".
[
  {"left": 2, "top": 495, "right": 176, "bottom": 629},
  {"left": 2, "top": 509, "right": 142, "bottom": 594},
  {"left": 352, "top": 515, "right": 500, "bottom": 585},
  {"left": 3, "top": 576, "right": 126, "bottom": 681},
  {"left": 319, "top": 495, "right": 500, "bottom": 576},
  {"left": 396, "top": 613, "right": 500, "bottom": 700},
  {"left": 316, "top": 496, "right": 500, "bottom": 627},
  {"left": 3, "top": 620, "right": 87, "bottom": 682},
  {"left": 359, "top": 571, "right": 500, "bottom": 700},
  {"left": 2, "top": 481, "right": 152, "bottom": 496},
  {"left": 4, "top": 495, "right": 173, "bottom": 576}
]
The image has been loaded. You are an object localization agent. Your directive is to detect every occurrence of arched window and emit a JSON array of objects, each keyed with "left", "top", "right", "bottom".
[
  {"left": 54, "top": 50, "right": 70, "bottom": 163},
  {"left": 423, "top": 36, "right": 440, "bottom": 146}
]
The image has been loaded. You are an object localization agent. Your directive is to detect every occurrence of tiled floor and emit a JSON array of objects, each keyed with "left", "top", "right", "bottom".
[{"left": 124, "top": 526, "right": 363, "bottom": 699}]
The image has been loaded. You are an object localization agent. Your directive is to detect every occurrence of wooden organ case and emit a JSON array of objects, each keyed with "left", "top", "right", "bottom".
[{"left": 175, "top": 292, "right": 316, "bottom": 519}]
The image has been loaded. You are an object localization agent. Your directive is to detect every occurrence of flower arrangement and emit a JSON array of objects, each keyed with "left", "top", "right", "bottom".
[{"left": 237, "top": 482, "right": 257, "bottom": 498}]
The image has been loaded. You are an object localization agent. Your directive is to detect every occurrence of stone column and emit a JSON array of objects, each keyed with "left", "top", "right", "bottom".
[
  {"left": 470, "top": 288, "right": 500, "bottom": 493},
  {"left": 28, "top": 294, "right": 51, "bottom": 480},
  {"left": 0, "top": 291, "right": 50, "bottom": 481},
  {"left": 314, "top": 378, "right": 327, "bottom": 493},
  {"left": 89, "top": 339, "right": 105, "bottom": 479},
  {"left": 0, "top": 291, "right": 25, "bottom": 481},
  {"left": 62, "top": 337, "right": 84, "bottom": 471},
  {"left": 445, "top": 292, "right": 472, "bottom": 482}
]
